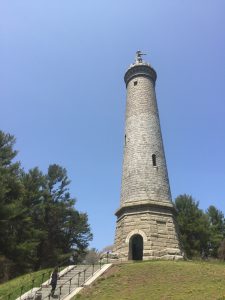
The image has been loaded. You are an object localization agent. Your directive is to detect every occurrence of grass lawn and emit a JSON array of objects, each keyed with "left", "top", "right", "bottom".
[
  {"left": 73, "top": 260, "right": 225, "bottom": 300},
  {"left": 0, "top": 268, "right": 51, "bottom": 300}
]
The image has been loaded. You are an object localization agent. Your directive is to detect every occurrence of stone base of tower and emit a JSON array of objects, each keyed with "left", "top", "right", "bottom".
[{"left": 114, "top": 203, "right": 183, "bottom": 261}]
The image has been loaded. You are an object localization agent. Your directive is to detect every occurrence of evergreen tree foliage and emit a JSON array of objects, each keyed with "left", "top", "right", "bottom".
[
  {"left": 206, "top": 205, "right": 225, "bottom": 257},
  {"left": 34, "top": 164, "right": 93, "bottom": 269},
  {"left": 175, "top": 195, "right": 225, "bottom": 259},
  {"left": 0, "top": 131, "right": 24, "bottom": 279},
  {"left": 0, "top": 130, "right": 92, "bottom": 281},
  {"left": 174, "top": 194, "right": 210, "bottom": 258}
]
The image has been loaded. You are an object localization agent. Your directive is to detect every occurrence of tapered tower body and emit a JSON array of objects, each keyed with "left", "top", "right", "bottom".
[{"left": 114, "top": 52, "right": 182, "bottom": 260}]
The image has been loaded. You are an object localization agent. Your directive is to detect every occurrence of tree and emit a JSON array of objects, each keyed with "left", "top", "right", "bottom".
[
  {"left": 0, "top": 131, "right": 25, "bottom": 278},
  {"left": 101, "top": 244, "right": 114, "bottom": 253},
  {"left": 206, "top": 205, "right": 225, "bottom": 257},
  {"left": 20, "top": 167, "right": 47, "bottom": 270},
  {"left": 84, "top": 248, "right": 100, "bottom": 264},
  {"left": 174, "top": 194, "right": 210, "bottom": 258},
  {"left": 35, "top": 164, "right": 93, "bottom": 268},
  {"left": 20, "top": 164, "right": 93, "bottom": 269}
]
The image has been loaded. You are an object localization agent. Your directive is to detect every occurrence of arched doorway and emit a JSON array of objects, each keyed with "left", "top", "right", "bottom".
[{"left": 129, "top": 234, "right": 143, "bottom": 260}]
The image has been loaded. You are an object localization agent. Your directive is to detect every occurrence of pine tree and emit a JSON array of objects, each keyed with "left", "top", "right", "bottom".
[
  {"left": 206, "top": 205, "right": 225, "bottom": 257},
  {"left": 174, "top": 194, "right": 210, "bottom": 258},
  {"left": 0, "top": 131, "right": 24, "bottom": 278},
  {"left": 35, "top": 164, "right": 93, "bottom": 268}
]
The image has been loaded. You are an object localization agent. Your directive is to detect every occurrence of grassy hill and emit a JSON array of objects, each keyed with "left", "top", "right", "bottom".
[
  {"left": 0, "top": 268, "right": 51, "bottom": 300},
  {"left": 73, "top": 260, "right": 225, "bottom": 300}
]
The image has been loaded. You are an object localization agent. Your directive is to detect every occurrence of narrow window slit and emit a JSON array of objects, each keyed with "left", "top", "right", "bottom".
[{"left": 152, "top": 154, "right": 157, "bottom": 167}]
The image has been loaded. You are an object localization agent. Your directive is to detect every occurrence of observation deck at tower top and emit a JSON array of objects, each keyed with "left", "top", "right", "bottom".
[{"left": 124, "top": 51, "right": 157, "bottom": 86}]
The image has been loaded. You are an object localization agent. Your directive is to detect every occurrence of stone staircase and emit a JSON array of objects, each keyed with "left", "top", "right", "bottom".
[{"left": 39, "top": 264, "right": 100, "bottom": 299}]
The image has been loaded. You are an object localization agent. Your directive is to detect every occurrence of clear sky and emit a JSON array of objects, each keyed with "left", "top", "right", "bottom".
[{"left": 1, "top": 0, "right": 225, "bottom": 250}]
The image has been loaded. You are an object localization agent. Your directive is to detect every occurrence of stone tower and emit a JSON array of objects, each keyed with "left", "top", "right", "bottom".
[{"left": 114, "top": 51, "right": 182, "bottom": 261}]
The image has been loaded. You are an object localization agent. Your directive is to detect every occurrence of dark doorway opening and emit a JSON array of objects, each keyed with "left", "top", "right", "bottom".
[{"left": 129, "top": 234, "right": 143, "bottom": 260}]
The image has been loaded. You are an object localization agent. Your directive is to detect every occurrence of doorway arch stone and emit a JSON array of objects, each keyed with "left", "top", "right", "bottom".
[{"left": 125, "top": 229, "right": 147, "bottom": 244}]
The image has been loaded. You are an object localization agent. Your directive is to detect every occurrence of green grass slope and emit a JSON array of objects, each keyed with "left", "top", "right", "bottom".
[
  {"left": 74, "top": 260, "right": 225, "bottom": 300},
  {"left": 0, "top": 268, "right": 51, "bottom": 300}
]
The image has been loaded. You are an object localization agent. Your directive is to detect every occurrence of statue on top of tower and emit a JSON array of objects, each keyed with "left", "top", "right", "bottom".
[{"left": 135, "top": 50, "right": 146, "bottom": 63}]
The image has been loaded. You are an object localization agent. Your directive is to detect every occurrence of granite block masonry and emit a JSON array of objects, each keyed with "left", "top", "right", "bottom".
[{"left": 114, "top": 51, "right": 183, "bottom": 261}]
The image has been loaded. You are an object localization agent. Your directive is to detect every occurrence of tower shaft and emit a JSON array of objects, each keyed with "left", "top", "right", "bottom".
[{"left": 121, "top": 67, "right": 171, "bottom": 207}]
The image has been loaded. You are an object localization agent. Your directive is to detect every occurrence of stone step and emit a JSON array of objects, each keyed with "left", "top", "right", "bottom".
[{"left": 59, "top": 272, "right": 95, "bottom": 281}]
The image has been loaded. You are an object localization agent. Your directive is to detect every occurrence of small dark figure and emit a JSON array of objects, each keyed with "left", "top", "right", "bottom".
[{"left": 50, "top": 267, "right": 59, "bottom": 297}]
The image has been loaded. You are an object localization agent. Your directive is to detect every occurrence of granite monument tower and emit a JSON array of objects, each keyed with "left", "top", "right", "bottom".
[{"left": 114, "top": 51, "right": 182, "bottom": 261}]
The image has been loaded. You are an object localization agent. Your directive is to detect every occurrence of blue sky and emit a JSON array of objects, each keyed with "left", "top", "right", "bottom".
[{"left": 1, "top": 0, "right": 225, "bottom": 250}]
